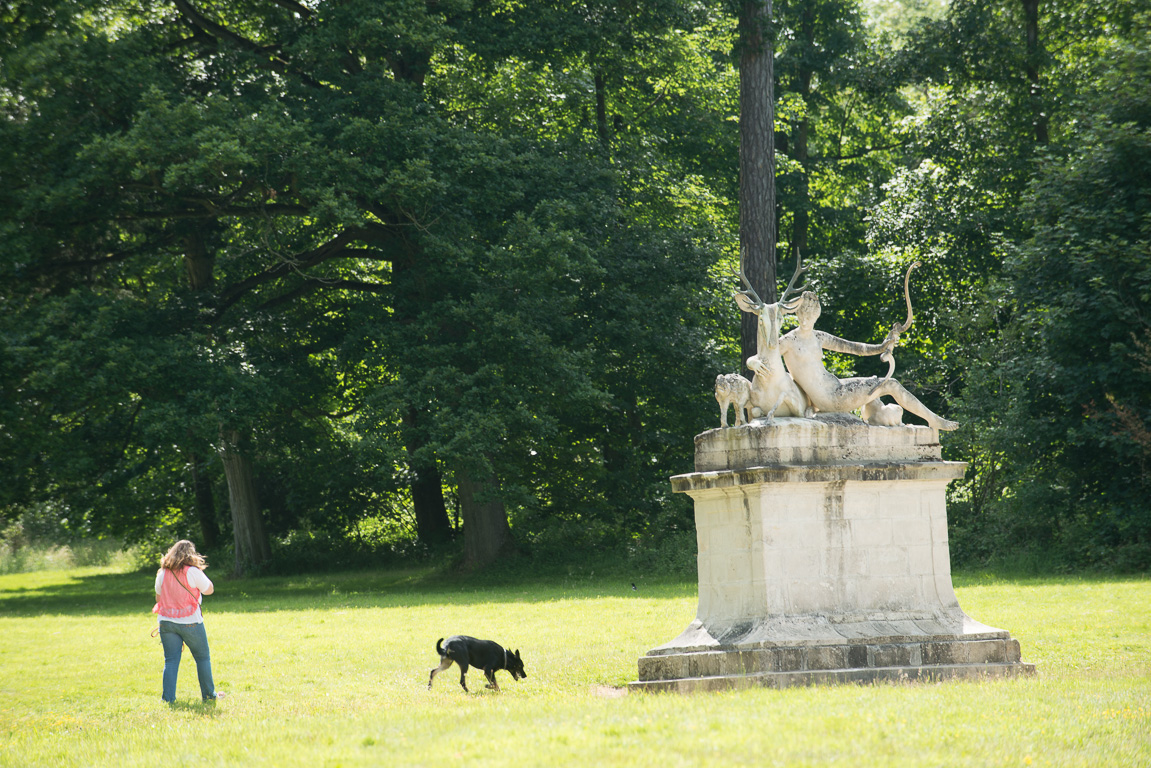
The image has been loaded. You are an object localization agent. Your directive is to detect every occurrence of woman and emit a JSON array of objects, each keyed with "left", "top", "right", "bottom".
[{"left": 153, "top": 540, "right": 223, "bottom": 702}]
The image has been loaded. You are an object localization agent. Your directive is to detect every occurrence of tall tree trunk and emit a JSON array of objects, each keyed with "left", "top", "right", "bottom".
[
  {"left": 183, "top": 230, "right": 214, "bottom": 291},
  {"left": 184, "top": 233, "right": 269, "bottom": 571},
  {"left": 404, "top": 408, "right": 453, "bottom": 544},
  {"left": 219, "top": 428, "right": 270, "bottom": 575},
  {"left": 594, "top": 71, "right": 610, "bottom": 146},
  {"left": 183, "top": 232, "right": 218, "bottom": 548},
  {"left": 791, "top": 8, "right": 813, "bottom": 268},
  {"left": 1021, "top": 0, "right": 1048, "bottom": 144},
  {"left": 189, "top": 451, "right": 221, "bottom": 550},
  {"left": 392, "top": 245, "right": 454, "bottom": 546},
  {"left": 412, "top": 464, "right": 452, "bottom": 543},
  {"left": 382, "top": 42, "right": 459, "bottom": 547},
  {"left": 739, "top": 0, "right": 777, "bottom": 375},
  {"left": 457, "top": 467, "right": 514, "bottom": 570}
]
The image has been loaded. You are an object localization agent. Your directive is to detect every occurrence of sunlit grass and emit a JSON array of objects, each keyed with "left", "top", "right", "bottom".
[
  {"left": 1, "top": 565, "right": 1147, "bottom": 767},
  {"left": 0, "top": 539, "right": 138, "bottom": 575}
]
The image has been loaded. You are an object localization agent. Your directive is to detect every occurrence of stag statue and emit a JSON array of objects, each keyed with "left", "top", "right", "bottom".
[{"left": 723, "top": 255, "right": 811, "bottom": 424}]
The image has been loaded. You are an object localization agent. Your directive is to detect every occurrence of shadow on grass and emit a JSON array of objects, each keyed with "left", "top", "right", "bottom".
[
  {"left": 9, "top": 559, "right": 1135, "bottom": 620},
  {"left": 0, "top": 561, "right": 697, "bottom": 618},
  {"left": 166, "top": 699, "right": 223, "bottom": 717}
]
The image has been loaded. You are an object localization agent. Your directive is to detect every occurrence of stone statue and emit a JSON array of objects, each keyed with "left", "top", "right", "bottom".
[
  {"left": 732, "top": 265, "right": 811, "bottom": 423},
  {"left": 715, "top": 257, "right": 958, "bottom": 431},
  {"left": 714, "top": 373, "right": 752, "bottom": 427},
  {"left": 779, "top": 289, "right": 957, "bottom": 430}
]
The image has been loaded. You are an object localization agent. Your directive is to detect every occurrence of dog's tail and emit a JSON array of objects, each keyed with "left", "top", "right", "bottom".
[{"left": 436, "top": 637, "right": 445, "bottom": 657}]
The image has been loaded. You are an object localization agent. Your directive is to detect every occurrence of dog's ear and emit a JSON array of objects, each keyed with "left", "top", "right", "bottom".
[{"left": 514, "top": 649, "right": 521, "bottom": 658}]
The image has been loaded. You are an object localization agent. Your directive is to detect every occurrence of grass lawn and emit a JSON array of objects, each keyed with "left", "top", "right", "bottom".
[{"left": 1, "top": 564, "right": 1148, "bottom": 767}]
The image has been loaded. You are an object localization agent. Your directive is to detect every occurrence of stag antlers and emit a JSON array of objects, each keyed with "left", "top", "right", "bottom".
[{"left": 734, "top": 251, "right": 807, "bottom": 312}]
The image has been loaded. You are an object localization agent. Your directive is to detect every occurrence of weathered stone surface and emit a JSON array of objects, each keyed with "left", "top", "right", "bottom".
[
  {"left": 694, "top": 415, "right": 942, "bottom": 472},
  {"left": 633, "top": 419, "right": 1035, "bottom": 691},
  {"left": 671, "top": 461, "right": 966, "bottom": 493},
  {"left": 721, "top": 263, "right": 958, "bottom": 432},
  {"left": 630, "top": 661, "right": 1034, "bottom": 693},
  {"left": 680, "top": 472, "right": 967, "bottom": 628},
  {"left": 634, "top": 635, "right": 1033, "bottom": 685}
]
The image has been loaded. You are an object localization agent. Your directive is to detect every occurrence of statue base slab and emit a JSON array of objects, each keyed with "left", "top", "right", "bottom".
[
  {"left": 630, "top": 622, "right": 1033, "bottom": 692},
  {"left": 631, "top": 416, "right": 1035, "bottom": 692}
]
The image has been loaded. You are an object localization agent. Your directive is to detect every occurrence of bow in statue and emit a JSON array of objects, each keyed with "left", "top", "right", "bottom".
[{"left": 870, "top": 261, "right": 921, "bottom": 394}]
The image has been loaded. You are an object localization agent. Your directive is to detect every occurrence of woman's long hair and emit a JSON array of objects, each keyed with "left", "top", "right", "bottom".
[{"left": 160, "top": 540, "right": 207, "bottom": 572}]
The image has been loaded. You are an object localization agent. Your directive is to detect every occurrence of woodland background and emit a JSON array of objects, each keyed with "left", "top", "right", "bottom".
[{"left": 1, "top": 0, "right": 1148, "bottom": 575}]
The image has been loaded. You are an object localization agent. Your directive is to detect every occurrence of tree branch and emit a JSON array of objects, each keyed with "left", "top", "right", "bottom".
[
  {"left": 119, "top": 399, "right": 145, "bottom": 459},
  {"left": 22, "top": 236, "right": 179, "bottom": 279},
  {"left": 213, "top": 228, "right": 402, "bottom": 319},
  {"left": 112, "top": 203, "right": 312, "bottom": 222},
  {"left": 810, "top": 139, "right": 912, "bottom": 163},
  {"left": 170, "top": 0, "right": 324, "bottom": 88},
  {"left": 295, "top": 402, "right": 365, "bottom": 422},
  {"left": 217, "top": 231, "right": 360, "bottom": 309},
  {"left": 256, "top": 278, "right": 390, "bottom": 314},
  {"left": 171, "top": 0, "right": 269, "bottom": 54}
]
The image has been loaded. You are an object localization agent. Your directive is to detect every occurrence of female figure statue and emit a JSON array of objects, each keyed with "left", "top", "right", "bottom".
[{"left": 778, "top": 291, "right": 959, "bottom": 431}]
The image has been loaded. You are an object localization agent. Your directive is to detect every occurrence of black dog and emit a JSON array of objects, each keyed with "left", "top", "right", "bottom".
[{"left": 428, "top": 635, "right": 527, "bottom": 693}]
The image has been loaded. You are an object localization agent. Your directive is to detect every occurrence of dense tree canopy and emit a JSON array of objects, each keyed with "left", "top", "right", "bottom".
[
  {"left": 1, "top": 0, "right": 734, "bottom": 573},
  {"left": 1, "top": 0, "right": 1148, "bottom": 573},
  {"left": 872, "top": 1, "right": 1151, "bottom": 568}
]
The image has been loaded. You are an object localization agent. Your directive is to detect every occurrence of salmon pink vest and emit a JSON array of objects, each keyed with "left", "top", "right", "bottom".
[{"left": 152, "top": 566, "right": 201, "bottom": 618}]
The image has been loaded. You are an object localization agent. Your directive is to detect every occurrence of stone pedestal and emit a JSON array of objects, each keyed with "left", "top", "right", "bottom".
[{"left": 630, "top": 415, "right": 1035, "bottom": 692}]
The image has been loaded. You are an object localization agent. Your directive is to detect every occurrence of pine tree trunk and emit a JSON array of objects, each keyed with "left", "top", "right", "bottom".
[
  {"left": 457, "top": 467, "right": 513, "bottom": 570},
  {"left": 739, "top": 0, "right": 777, "bottom": 375},
  {"left": 791, "top": 8, "right": 813, "bottom": 269},
  {"left": 595, "top": 71, "right": 610, "bottom": 146},
  {"left": 219, "top": 428, "right": 270, "bottom": 575},
  {"left": 1021, "top": 0, "right": 1048, "bottom": 144}
]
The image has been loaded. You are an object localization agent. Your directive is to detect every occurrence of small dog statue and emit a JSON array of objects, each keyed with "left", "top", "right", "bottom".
[
  {"left": 715, "top": 373, "right": 753, "bottom": 427},
  {"left": 428, "top": 635, "right": 527, "bottom": 693},
  {"left": 862, "top": 396, "right": 905, "bottom": 426}
]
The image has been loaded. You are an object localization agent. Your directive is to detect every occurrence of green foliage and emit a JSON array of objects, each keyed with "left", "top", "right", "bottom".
[
  {"left": 357, "top": 143, "right": 724, "bottom": 546},
  {"left": 0, "top": 503, "right": 144, "bottom": 574},
  {"left": 961, "top": 35, "right": 1151, "bottom": 569},
  {"left": 858, "top": 3, "right": 1151, "bottom": 569},
  {"left": 0, "top": 0, "right": 731, "bottom": 562},
  {"left": 2, "top": 0, "right": 1149, "bottom": 572}
]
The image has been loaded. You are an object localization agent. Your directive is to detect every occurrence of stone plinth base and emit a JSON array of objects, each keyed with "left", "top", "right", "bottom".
[
  {"left": 630, "top": 619, "right": 1035, "bottom": 692},
  {"left": 631, "top": 643, "right": 1033, "bottom": 693},
  {"left": 633, "top": 416, "right": 1035, "bottom": 692}
]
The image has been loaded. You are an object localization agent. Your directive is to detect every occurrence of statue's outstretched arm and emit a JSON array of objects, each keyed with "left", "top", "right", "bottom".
[{"left": 816, "top": 330, "right": 888, "bottom": 358}]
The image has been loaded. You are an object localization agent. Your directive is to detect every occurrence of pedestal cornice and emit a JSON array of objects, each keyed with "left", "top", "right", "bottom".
[{"left": 694, "top": 414, "right": 944, "bottom": 472}]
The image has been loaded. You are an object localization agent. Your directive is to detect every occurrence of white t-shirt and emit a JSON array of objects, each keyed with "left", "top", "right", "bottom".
[{"left": 154, "top": 566, "right": 213, "bottom": 624}]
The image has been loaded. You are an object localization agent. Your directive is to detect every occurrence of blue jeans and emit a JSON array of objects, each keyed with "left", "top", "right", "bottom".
[{"left": 159, "top": 620, "right": 216, "bottom": 702}]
